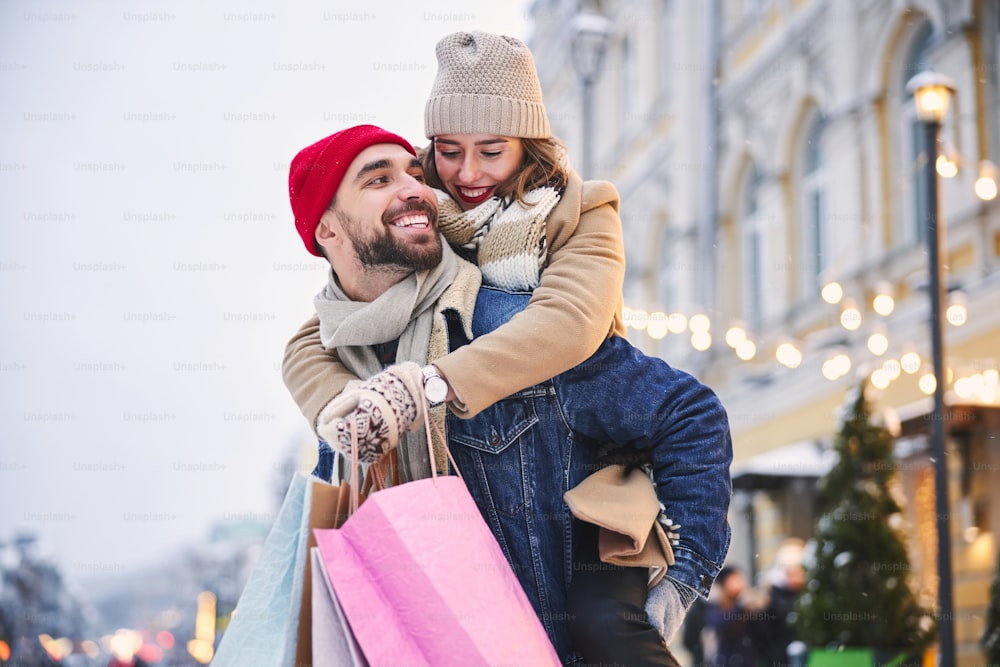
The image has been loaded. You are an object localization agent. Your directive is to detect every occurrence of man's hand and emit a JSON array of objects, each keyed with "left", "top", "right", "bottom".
[{"left": 316, "top": 362, "right": 425, "bottom": 463}]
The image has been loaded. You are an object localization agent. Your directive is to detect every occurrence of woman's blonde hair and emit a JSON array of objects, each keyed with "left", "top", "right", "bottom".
[{"left": 421, "top": 136, "right": 568, "bottom": 205}]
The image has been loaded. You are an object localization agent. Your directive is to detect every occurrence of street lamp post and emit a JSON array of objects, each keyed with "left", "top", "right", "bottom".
[
  {"left": 570, "top": 11, "right": 611, "bottom": 180},
  {"left": 907, "top": 69, "right": 957, "bottom": 667}
]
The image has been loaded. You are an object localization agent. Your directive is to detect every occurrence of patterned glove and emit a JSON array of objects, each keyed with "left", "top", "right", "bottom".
[{"left": 316, "top": 362, "right": 425, "bottom": 463}]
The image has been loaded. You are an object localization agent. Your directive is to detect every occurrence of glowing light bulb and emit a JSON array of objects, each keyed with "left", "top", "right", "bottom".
[
  {"left": 776, "top": 342, "right": 802, "bottom": 369},
  {"left": 935, "top": 153, "right": 958, "bottom": 178},
  {"left": 725, "top": 326, "right": 746, "bottom": 348},
  {"left": 882, "top": 358, "right": 901, "bottom": 380},
  {"left": 872, "top": 294, "right": 895, "bottom": 316},
  {"left": 691, "top": 331, "right": 712, "bottom": 351},
  {"left": 867, "top": 332, "right": 889, "bottom": 356},
  {"left": 871, "top": 368, "right": 891, "bottom": 389},
  {"left": 975, "top": 160, "right": 999, "bottom": 201},
  {"left": 647, "top": 312, "right": 668, "bottom": 340},
  {"left": 629, "top": 309, "right": 649, "bottom": 330},
  {"left": 689, "top": 313, "right": 711, "bottom": 333},
  {"left": 735, "top": 339, "right": 756, "bottom": 360},
  {"left": 872, "top": 281, "right": 894, "bottom": 316},
  {"left": 821, "top": 282, "right": 843, "bottom": 304},
  {"left": 822, "top": 358, "right": 841, "bottom": 381},
  {"left": 900, "top": 351, "right": 921, "bottom": 374},
  {"left": 946, "top": 292, "right": 967, "bottom": 327},
  {"left": 840, "top": 300, "right": 862, "bottom": 331},
  {"left": 954, "top": 375, "right": 974, "bottom": 400}
]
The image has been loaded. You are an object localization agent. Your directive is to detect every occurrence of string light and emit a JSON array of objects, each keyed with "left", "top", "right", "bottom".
[
  {"left": 735, "top": 339, "right": 757, "bottom": 360},
  {"left": 867, "top": 330, "right": 889, "bottom": 356},
  {"left": 935, "top": 151, "right": 958, "bottom": 178},
  {"left": 840, "top": 299, "right": 862, "bottom": 331},
  {"left": 821, "top": 281, "right": 843, "bottom": 304},
  {"left": 691, "top": 330, "right": 712, "bottom": 351},
  {"left": 725, "top": 324, "right": 747, "bottom": 348},
  {"left": 822, "top": 352, "right": 852, "bottom": 381},
  {"left": 689, "top": 313, "right": 711, "bottom": 333},
  {"left": 882, "top": 358, "right": 902, "bottom": 381},
  {"left": 667, "top": 312, "right": 688, "bottom": 334},
  {"left": 621, "top": 275, "right": 997, "bottom": 396},
  {"left": 946, "top": 292, "right": 967, "bottom": 327},
  {"left": 647, "top": 312, "right": 669, "bottom": 340},
  {"left": 629, "top": 309, "right": 649, "bottom": 331},
  {"left": 975, "top": 160, "right": 998, "bottom": 201},
  {"left": 871, "top": 367, "right": 892, "bottom": 389},
  {"left": 872, "top": 281, "right": 895, "bottom": 316},
  {"left": 901, "top": 350, "right": 922, "bottom": 374},
  {"left": 776, "top": 341, "right": 802, "bottom": 369}
]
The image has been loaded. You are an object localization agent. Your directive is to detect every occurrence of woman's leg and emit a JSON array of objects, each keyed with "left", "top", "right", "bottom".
[
  {"left": 568, "top": 522, "right": 682, "bottom": 667},
  {"left": 552, "top": 334, "right": 733, "bottom": 601}
]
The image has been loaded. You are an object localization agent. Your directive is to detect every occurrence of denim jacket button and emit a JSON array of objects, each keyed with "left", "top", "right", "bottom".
[{"left": 490, "top": 434, "right": 501, "bottom": 445}]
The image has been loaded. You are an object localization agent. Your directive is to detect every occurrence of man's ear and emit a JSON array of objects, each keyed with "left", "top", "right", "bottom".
[{"left": 315, "top": 211, "right": 344, "bottom": 250}]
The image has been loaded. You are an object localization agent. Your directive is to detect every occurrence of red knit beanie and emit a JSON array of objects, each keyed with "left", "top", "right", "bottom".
[{"left": 289, "top": 124, "right": 417, "bottom": 256}]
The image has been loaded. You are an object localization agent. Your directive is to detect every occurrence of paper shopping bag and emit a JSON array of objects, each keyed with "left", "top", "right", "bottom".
[
  {"left": 211, "top": 472, "right": 347, "bottom": 667},
  {"left": 314, "top": 475, "right": 561, "bottom": 667},
  {"left": 310, "top": 548, "right": 368, "bottom": 666}
]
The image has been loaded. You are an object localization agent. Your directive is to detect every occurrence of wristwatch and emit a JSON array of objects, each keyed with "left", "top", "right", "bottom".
[{"left": 421, "top": 365, "right": 449, "bottom": 407}]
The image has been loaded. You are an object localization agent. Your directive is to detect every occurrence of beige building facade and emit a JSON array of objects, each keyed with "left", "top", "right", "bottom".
[{"left": 528, "top": 0, "right": 1000, "bottom": 663}]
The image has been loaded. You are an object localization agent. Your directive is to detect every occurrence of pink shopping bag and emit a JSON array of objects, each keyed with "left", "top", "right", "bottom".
[{"left": 313, "top": 475, "right": 560, "bottom": 667}]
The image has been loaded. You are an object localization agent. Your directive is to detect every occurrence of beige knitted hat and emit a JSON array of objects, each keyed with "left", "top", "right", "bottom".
[{"left": 425, "top": 31, "right": 551, "bottom": 139}]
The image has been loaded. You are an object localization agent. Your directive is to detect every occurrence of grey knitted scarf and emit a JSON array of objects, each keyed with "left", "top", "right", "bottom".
[{"left": 313, "top": 241, "right": 461, "bottom": 481}]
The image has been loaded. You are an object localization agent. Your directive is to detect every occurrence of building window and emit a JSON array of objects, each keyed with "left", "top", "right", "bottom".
[
  {"left": 659, "top": 0, "right": 674, "bottom": 103},
  {"left": 743, "top": 0, "right": 764, "bottom": 22},
  {"left": 658, "top": 211, "right": 678, "bottom": 310},
  {"left": 622, "top": 33, "right": 637, "bottom": 128},
  {"left": 801, "top": 114, "right": 828, "bottom": 296},
  {"left": 742, "top": 163, "right": 765, "bottom": 330},
  {"left": 902, "top": 22, "right": 934, "bottom": 246}
]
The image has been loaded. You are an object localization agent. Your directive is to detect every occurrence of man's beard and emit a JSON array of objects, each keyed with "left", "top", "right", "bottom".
[{"left": 336, "top": 201, "right": 443, "bottom": 272}]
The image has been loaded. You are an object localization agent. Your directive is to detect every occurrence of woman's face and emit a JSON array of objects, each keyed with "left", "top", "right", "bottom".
[{"left": 432, "top": 134, "right": 525, "bottom": 210}]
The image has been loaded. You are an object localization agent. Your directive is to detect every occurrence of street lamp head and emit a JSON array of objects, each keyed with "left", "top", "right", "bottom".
[
  {"left": 570, "top": 11, "right": 612, "bottom": 82},
  {"left": 906, "top": 70, "right": 956, "bottom": 124}
]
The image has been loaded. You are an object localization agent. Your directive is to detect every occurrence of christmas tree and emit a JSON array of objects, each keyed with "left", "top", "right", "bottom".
[
  {"left": 794, "top": 381, "right": 935, "bottom": 654},
  {"left": 983, "top": 553, "right": 1000, "bottom": 664}
]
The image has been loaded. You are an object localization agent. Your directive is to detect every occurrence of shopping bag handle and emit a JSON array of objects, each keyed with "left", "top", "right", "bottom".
[
  {"left": 344, "top": 380, "right": 464, "bottom": 512},
  {"left": 349, "top": 420, "right": 361, "bottom": 514},
  {"left": 418, "top": 383, "right": 462, "bottom": 482}
]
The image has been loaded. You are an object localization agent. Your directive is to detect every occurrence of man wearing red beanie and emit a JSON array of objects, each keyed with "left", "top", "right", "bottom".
[{"left": 286, "top": 125, "right": 481, "bottom": 477}]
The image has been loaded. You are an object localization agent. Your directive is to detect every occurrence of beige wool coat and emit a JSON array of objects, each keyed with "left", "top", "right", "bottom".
[{"left": 282, "top": 169, "right": 626, "bottom": 429}]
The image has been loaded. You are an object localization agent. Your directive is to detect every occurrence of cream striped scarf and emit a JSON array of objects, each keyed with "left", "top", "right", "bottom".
[{"left": 435, "top": 183, "right": 562, "bottom": 292}]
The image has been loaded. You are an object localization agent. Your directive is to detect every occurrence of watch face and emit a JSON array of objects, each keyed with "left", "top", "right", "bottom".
[{"left": 426, "top": 377, "right": 448, "bottom": 403}]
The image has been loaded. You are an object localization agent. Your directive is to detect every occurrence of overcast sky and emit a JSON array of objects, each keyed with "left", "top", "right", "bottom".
[{"left": 0, "top": 0, "right": 529, "bottom": 586}]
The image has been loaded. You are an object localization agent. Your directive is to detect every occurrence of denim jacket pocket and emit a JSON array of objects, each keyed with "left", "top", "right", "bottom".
[
  {"left": 446, "top": 387, "right": 555, "bottom": 517},
  {"left": 447, "top": 389, "right": 543, "bottom": 454}
]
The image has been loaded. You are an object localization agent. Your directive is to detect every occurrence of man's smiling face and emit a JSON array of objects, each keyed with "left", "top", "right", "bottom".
[{"left": 328, "top": 143, "right": 442, "bottom": 272}]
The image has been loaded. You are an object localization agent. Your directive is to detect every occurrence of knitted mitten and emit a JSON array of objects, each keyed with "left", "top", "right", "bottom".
[{"left": 316, "top": 362, "right": 425, "bottom": 463}]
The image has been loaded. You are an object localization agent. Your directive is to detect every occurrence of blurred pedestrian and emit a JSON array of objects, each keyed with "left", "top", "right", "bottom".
[
  {"left": 682, "top": 595, "right": 709, "bottom": 665},
  {"left": 758, "top": 539, "right": 806, "bottom": 666},
  {"left": 704, "top": 566, "right": 761, "bottom": 666}
]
